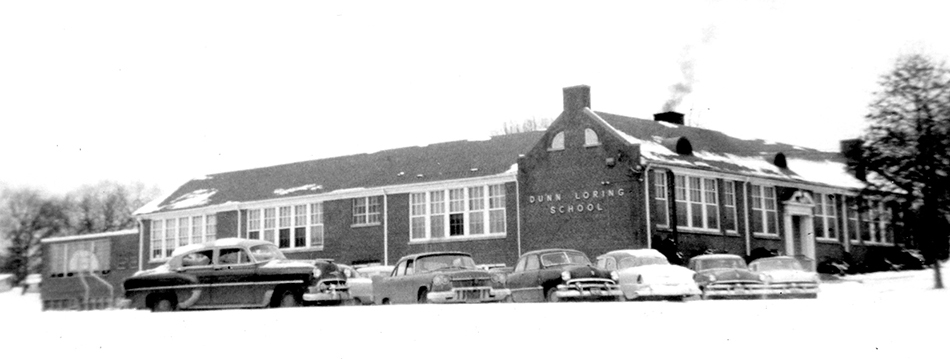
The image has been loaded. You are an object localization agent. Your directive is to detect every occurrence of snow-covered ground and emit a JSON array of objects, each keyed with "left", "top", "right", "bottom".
[{"left": 2, "top": 267, "right": 948, "bottom": 359}]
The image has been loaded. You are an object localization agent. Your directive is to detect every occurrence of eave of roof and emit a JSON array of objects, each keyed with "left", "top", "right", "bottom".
[{"left": 40, "top": 229, "right": 139, "bottom": 244}]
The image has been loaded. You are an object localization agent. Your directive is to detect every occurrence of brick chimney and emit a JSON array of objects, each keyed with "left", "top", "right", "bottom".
[
  {"left": 563, "top": 85, "right": 591, "bottom": 112},
  {"left": 654, "top": 111, "right": 685, "bottom": 125},
  {"left": 840, "top": 138, "right": 866, "bottom": 181}
]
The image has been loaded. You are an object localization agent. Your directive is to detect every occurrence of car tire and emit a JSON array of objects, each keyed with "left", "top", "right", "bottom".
[
  {"left": 545, "top": 287, "right": 559, "bottom": 303},
  {"left": 381, "top": 298, "right": 391, "bottom": 305},
  {"left": 152, "top": 297, "right": 174, "bottom": 312},
  {"left": 417, "top": 288, "right": 429, "bottom": 304},
  {"left": 278, "top": 291, "right": 299, "bottom": 308},
  {"left": 352, "top": 298, "right": 362, "bottom": 305}
]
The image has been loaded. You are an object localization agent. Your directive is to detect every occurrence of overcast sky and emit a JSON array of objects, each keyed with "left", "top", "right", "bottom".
[{"left": 2, "top": 1, "right": 949, "bottom": 196}]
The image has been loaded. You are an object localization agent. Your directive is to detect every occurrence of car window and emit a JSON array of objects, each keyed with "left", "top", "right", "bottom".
[
  {"left": 405, "top": 259, "right": 414, "bottom": 275},
  {"left": 605, "top": 257, "right": 616, "bottom": 271},
  {"left": 218, "top": 248, "right": 251, "bottom": 265},
  {"left": 619, "top": 256, "right": 669, "bottom": 269},
  {"left": 596, "top": 257, "right": 606, "bottom": 269},
  {"left": 248, "top": 244, "right": 285, "bottom": 262},
  {"left": 394, "top": 261, "right": 407, "bottom": 277},
  {"left": 181, "top": 250, "right": 213, "bottom": 267},
  {"left": 525, "top": 255, "right": 540, "bottom": 271},
  {"left": 514, "top": 257, "right": 527, "bottom": 272}
]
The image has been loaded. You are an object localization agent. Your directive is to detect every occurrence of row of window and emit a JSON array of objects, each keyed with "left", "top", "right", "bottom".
[
  {"left": 246, "top": 203, "right": 324, "bottom": 250},
  {"left": 409, "top": 184, "right": 507, "bottom": 241},
  {"left": 653, "top": 172, "right": 893, "bottom": 244},
  {"left": 150, "top": 215, "right": 217, "bottom": 260},
  {"left": 48, "top": 239, "right": 111, "bottom": 275}
]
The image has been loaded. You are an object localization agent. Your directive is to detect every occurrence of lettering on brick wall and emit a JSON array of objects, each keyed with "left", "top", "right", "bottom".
[{"left": 527, "top": 187, "right": 625, "bottom": 215}]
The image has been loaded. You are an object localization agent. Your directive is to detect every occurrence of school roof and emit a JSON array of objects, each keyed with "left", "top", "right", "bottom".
[
  {"left": 134, "top": 131, "right": 544, "bottom": 215},
  {"left": 40, "top": 229, "right": 139, "bottom": 244},
  {"left": 587, "top": 109, "right": 864, "bottom": 190}
]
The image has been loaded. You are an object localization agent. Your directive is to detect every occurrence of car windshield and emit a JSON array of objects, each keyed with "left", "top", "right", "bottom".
[
  {"left": 699, "top": 257, "right": 747, "bottom": 270},
  {"left": 619, "top": 256, "right": 669, "bottom": 269},
  {"left": 540, "top": 251, "right": 591, "bottom": 267},
  {"left": 415, "top": 254, "right": 476, "bottom": 273},
  {"left": 248, "top": 244, "right": 286, "bottom": 262},
  {"left": 756, "top": 258, "right": 803, "bottom": 271}
]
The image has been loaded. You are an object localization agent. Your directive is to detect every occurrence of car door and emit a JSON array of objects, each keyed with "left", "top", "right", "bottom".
[
  {"left": 506, "top": 254, "right": 541, "bottom": 302},
  {"left": 211, "top": 247, "right": 262, "bottom": 307},
  {"left": 375, "top": 260, "right": 405, "bottom": 304},
  {"left": 174, "top": 249, "right": 217, "bottom": 308}
]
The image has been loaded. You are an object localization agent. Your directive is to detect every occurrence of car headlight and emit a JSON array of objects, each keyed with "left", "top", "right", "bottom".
[
  {"left": 707, "top": 274, "right": 716, "bottom": 282},
  {"left": 758, "top": 273, "right": 771, "bottom": 282},
  {"left": 491, "top": 273, "right": 505, "bottom": 285},
  {"left": 813, "top": 273, "right": 821, "bottom": 283},
  {"left": 312, "top": 268, "right": 322, "bottom": 278},
  {"left": 610, "top": 271, "right": 619, "bottom": 281},
  {"left": 561, "top": 271, "right": 571, "bottom": 281},
  {"left": 433, "top": 275, "right": 450, "bottom": 287}
]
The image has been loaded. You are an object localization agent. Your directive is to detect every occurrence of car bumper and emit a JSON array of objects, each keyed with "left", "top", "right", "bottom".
[
  {"left": 303, "top": 287, "right": 350, "bottom": 303},
  {"left": 702, "top": 284, "right": 771, "bottom": 299},
  {"left": 427, "top": 287, "right": 511, "bottom": 303},
  {"left": 765, "top": 283, "right": 820, "bottom": 298},
  {"left": 626, "top": 283, "right": 702, "bottom": 298},
  {"left": 556, "top": 280, "right": 623, "bottom": 300}
]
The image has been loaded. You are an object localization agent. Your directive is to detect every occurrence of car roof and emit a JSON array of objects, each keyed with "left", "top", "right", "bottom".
[
  {"left": 357, "top": 265, "right": 394, "bottom": 273},
  {"left": 599, "top": 249, "right": 664, "bottom": 259},
  {"left": 396, "top": 251, "right": 472, "bottom": 262},
  {"left": 690, "top": 253, "right": 743, "bottom": 260},
  {"left": 750, "top": 256, "right": 796, "bottom": 263},
  {"left": 170, "top": 238, "right": 274, "bottom": 257},
  {"left": 521, "top": 248, "right": 586, "bottom": 257}
]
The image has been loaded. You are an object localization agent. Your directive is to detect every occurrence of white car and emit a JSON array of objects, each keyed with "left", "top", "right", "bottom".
[
  {"left": 340, "top": 265, "right": 394, "bottom": 305},
  {"left": 749, "top": 256, "right": 820, "bottom": 299},
  {"left": 596, "top": 249, "right": 701, "bottom": 301}
]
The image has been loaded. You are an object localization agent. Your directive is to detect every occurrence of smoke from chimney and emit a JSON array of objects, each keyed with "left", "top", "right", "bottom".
[{"left": 660, "top": 25, "right": 716, "bottom": 114}]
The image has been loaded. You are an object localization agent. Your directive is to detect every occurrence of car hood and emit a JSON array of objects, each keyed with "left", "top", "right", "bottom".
[
  {"left": 437, "top": 269, "right": 492, "bottom": 280},
  {"left": 260, "top": 259, "right": 316, "bottom": 270},
  {"left": 762, "top": 270, "right": 818, "bottom": 283},
  {"left": 617, "top": 264, "right": 695, "bottom": 283},
  {"left": 698, "top": 268, "right": 760, "bottom": 282}
]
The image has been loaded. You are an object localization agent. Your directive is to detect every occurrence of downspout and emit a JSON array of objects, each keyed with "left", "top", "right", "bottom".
[
  {"left": 137, "top": 219, "right": 144, "bottom": 271},
  {"left": 643, "top": 163, "right": 653, "bottom": 249},
  {"left": 743, "top": 181, "right": 752, "bottom": 256},
  {"left": 237, "top": 207, "right": 242, "bottom": 239},
  {"left": 515, "top": 179, "right": 522, "bottom": 257},
  {"left": 383, "top": 191, "right": 389, "bottom": 266}
]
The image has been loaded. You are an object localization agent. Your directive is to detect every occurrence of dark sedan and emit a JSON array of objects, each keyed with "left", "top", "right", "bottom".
[
  {"left": 123, "top": 238, "right": 348, "bottom": 311},
  {"left": 506, "top": 248, "right": 622, "bottom": 302},
  {"left": 688, "top": 254, "right": 770, "bottom": 300}
]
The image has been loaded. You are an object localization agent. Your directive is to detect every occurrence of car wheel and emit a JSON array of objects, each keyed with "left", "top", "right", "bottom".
[
  {"left": 278, "top": 291, "right": 299, "bottom": 308},
  {"left": 545, "top": 287, "right": 559, "bottom": 303},
  {"left": 152, "top": 297, "right": 174, "bottom": 312},
  {"left": 417, "top": 288, "right": 429, "bottom": 304},
  {"left": 381, "top": 298, "right": 391, "bottom": 305},
  {"left": 352, "top": 298, "right": 363, "bottom": 305}
]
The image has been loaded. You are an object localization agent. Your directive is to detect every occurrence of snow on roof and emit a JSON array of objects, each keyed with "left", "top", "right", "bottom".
[
  {"left": 41, "top": 229, "right": 139, "bottom": 244},
  {"left": 274, "top": 184, "right": 323, "bottom": 196},
  {"left": 785, "top": 158, "right": 865, "bottom": 189}
]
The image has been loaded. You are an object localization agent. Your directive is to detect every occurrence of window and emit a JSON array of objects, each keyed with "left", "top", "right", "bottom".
[
  {"left": 846, "top": 197, "right": 859, "bottom": 242},
  {"left": 750, "top": 184, "right": 778, "bottom": 235},
  {"left": 814, "top": 194, "right": 838, "bottom": 241},
  {"left": 310, "top": 203, "right": 324, "bottom": 248},
  {"left": 352, "top": 197, "right": 381, "bottom": 225},
  {"left": 525, "top": 255, "right": 540, "bottom": 271},
  {"left": 48, "top": 239, "right": 111, "bottom": 276},
  {"left": 409, "top": 184, "right": 508, "bottom": 241},
  {"left": 191, "top": 216, "right": 203, "bottom": 245},
  {"left": 151, "top": 220, "right": 163, "bottom": 260},
  {"left": 247, "top": 203, "right": 323, "bottom": 250},
  {"left": 247, "top": 209, "right": 261, "bottom": 239},
  {"left": 149, "top": 214, "right": 218, "bottom": 260},
  {"left": 584, "top": 128, "right": 600, "bottom": 147},
  {"left": 218, "top": 248, "right": 250, "bottom": 265},
  {"left": 550, "top": 131, "right": 565, "bottom": 150},
  {"left": 673, "top": 174, "right": 719, "bottom": 230},
  {"left": 879, "top": 203, "right": 892, "bottom": 244},
  {"left": 863, "top": 199, "right": 891, "bottom": 244},
  {"left": 654, "top": 172, "right": 669, "bottom": 227},
  {"left": 278, "top": 206, "right": 291, "bottom": 248},
  {"left": 723, "top": 181, "right": 738, "bottom": 232}
]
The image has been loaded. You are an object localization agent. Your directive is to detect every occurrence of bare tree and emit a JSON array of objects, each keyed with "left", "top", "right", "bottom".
[
  {"left": 66, "top": 181, "right": 161, "bottom": 234},
  {"left": 0, "top": 187, "right": 70, "bottom": 283},
  {"left": 856, "top": 53, "right": 950, "bottom": 289},
  {"left": 492, "top": 117, "right": 553, "bottom": 135}
]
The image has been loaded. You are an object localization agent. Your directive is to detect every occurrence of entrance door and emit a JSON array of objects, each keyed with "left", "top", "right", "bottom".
[{"left": 792, "top": 216, "right": 804, "bottom": 256}]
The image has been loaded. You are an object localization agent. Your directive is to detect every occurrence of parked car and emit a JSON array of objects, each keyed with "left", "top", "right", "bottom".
[
  {"left": 688, "top": 254, "right": 770, "bottom": 300},
  {"left": 339, "top": 264, "right": 394, "bottom": 305},
  {"left": 596, "top": 249, "right": 700, "bottom": 301},
  {"left": 123, "top": 238, "right": 348, "bottom": 311},
  {"left": 506, "top": 248, "right": 622, "bottom": 302},
  {"left": 372, "top": 252, "right": 510, "bottom": 304},
  {"left": 749, "top": 256, "right": 820, "bottom": 299}
]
